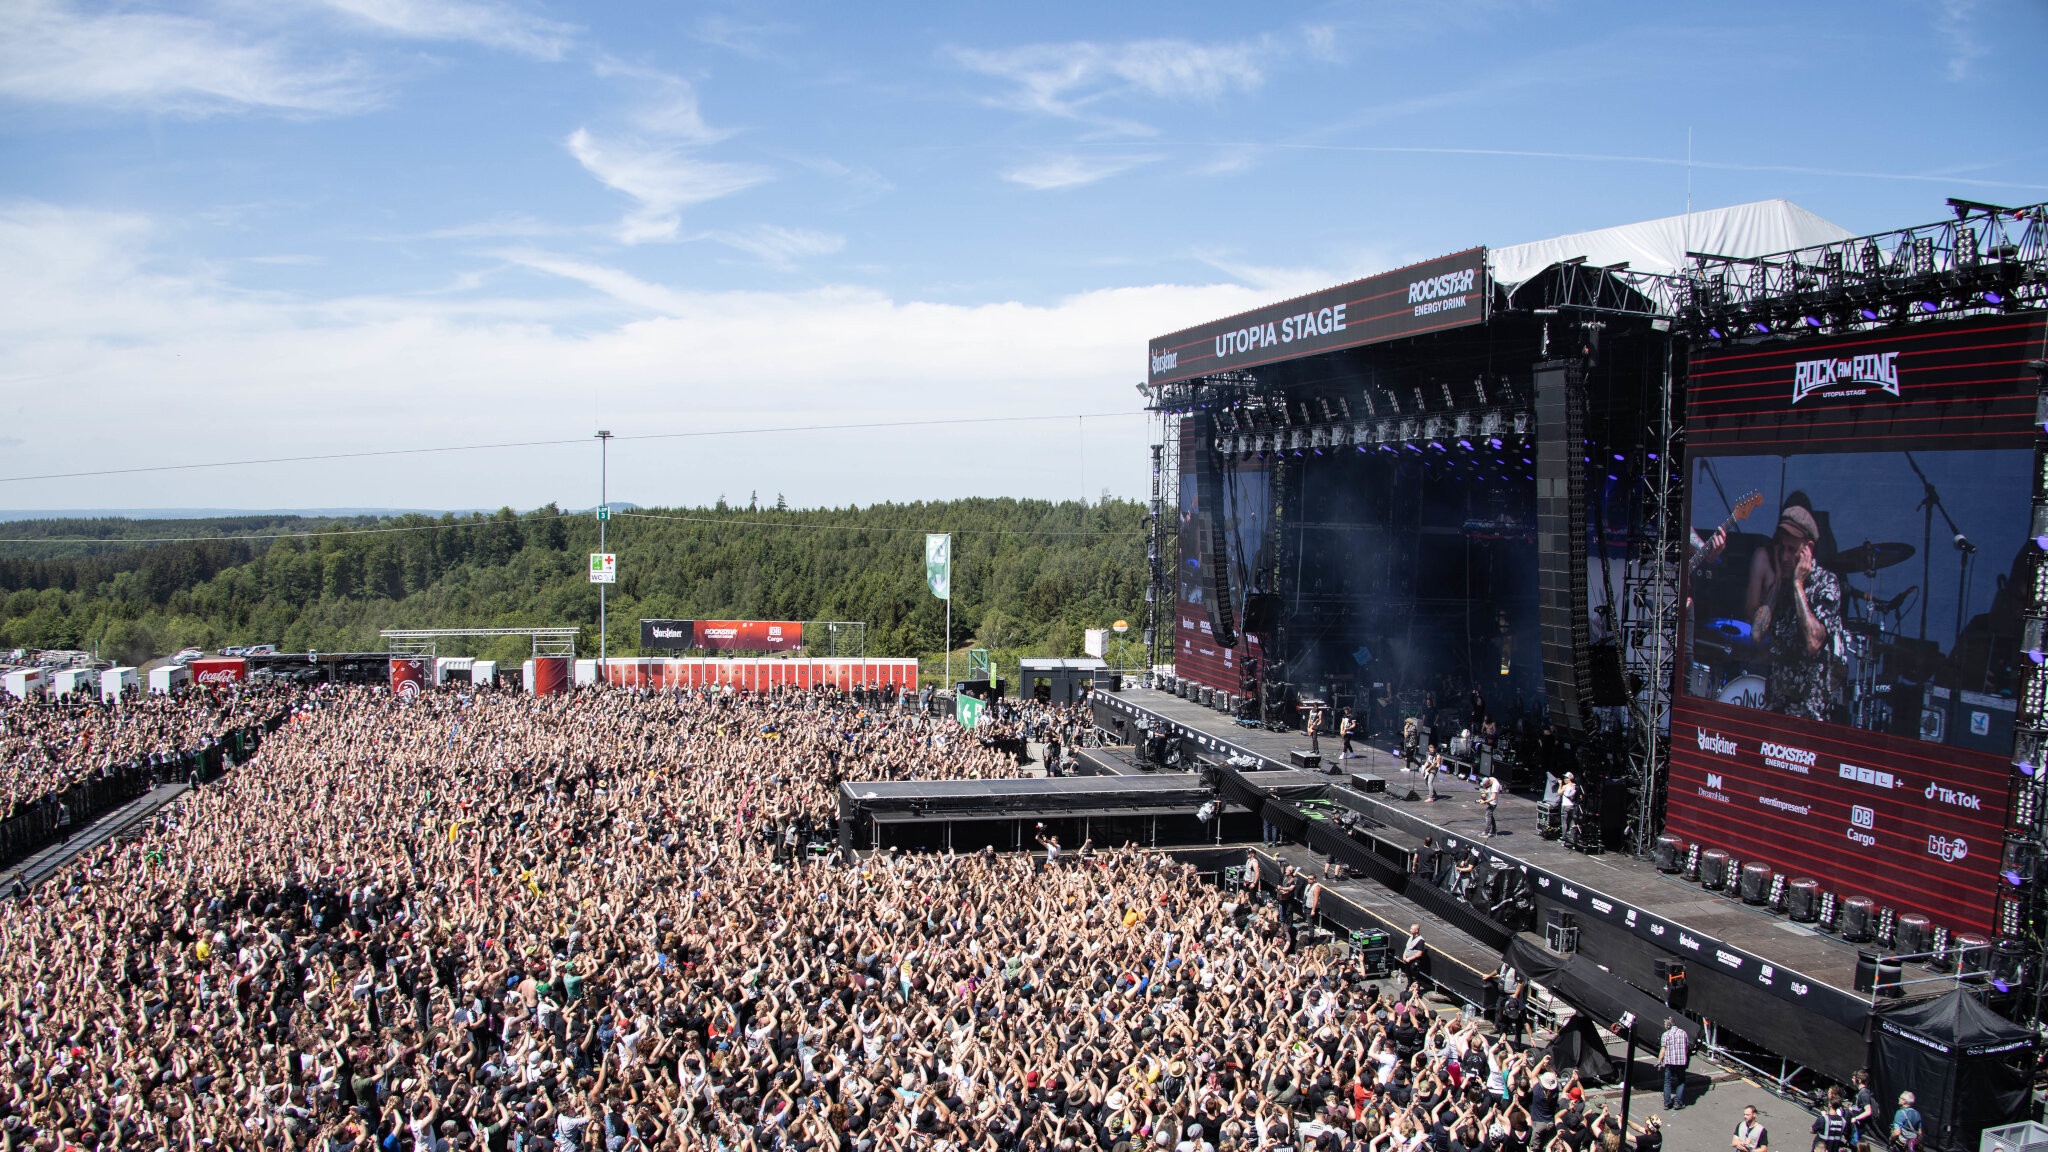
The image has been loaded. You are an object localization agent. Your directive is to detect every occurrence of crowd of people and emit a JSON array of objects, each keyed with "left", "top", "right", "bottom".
[
  {"left": 0, "top": 681, "right": 1819, "bottom": 1151},
  {"left": 0, "top": 685, "right": 287, "bottom": 817}
]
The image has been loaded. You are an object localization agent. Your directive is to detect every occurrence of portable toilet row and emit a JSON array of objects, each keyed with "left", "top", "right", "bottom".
[{"left": 49, "top": 668, "right": 97, "bottom": 697}]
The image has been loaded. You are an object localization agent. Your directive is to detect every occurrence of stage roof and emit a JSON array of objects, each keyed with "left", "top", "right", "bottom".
[{"left": 1488, "top": 199, "right": 1852, "bottom": 290}]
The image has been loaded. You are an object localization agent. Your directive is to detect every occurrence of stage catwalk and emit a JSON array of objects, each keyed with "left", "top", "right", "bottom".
[{"left": 1101, "top": 685, "right": 1927, "bottom": 1080}]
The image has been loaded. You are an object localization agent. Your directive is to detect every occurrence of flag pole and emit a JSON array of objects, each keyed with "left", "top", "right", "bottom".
[{"left": 944, "top": 533, "right": 952, "bottom": 698}]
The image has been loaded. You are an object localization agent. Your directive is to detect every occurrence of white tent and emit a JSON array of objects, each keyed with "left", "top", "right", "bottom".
[{"left": 1488, "top": 199, "right": 1853, "bottom": 292}]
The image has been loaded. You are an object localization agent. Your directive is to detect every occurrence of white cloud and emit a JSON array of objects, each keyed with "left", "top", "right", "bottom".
[
  {"left": 1002, "top": 153, "right": 1160, "bottom": 191},
  {"left": 0, "top": 201, "right": 1268, "bottom": 509},
  {"left": 1934, "top": 0, "right": 1986, "bottom": 81},
  {"left": 565, "top": 128, "right": 768, "bottom": 244},
  {"left": 311, "top": 0, "right": 576, "bottom": 59},
  {"left": 710, "top": 225, "right": 845, "bottom": 264},
  {"left": 0, "top": 0, "right": 372, "bottom": 115},
  {"left": 952, "top": 36, "right": 1266, "bottom": 132}
]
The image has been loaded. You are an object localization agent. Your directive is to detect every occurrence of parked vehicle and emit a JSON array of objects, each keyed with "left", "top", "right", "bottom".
[
  {"left": 169, "top": 648, "right": 204, "bottom": 665},
  {"left": 244, "top": 644, "right": 280, "bottom": 656},
  {"left": 219, "top": 646, "right": 247, "bottom": 657}
]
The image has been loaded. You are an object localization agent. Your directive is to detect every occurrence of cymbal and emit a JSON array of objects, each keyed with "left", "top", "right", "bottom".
[{"left": 1826, "top": 541, "right": 1915, "bottom": 573}]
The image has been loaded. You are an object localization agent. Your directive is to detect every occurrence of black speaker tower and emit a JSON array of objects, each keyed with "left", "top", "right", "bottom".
[
  {"left": 1189, "top": 413, "right": 1238, "bottom": 649},
  {"left": 1535, "top": 360, "right": 1592, "bottom": 732}
]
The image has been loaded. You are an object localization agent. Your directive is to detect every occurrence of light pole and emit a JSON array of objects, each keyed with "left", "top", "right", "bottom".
[{"left": 596, "top": 430, "right": 611, "bottom": 667}]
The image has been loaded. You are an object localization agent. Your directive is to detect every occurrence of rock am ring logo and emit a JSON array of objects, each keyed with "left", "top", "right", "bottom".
[{"left": 1793, "top": 351, "right": 1900, "bottom": 404}]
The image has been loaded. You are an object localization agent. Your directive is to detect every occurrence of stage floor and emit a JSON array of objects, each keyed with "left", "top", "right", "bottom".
[{"left": 1106, "top": 686, "right": 1918, "bottom": 1005}]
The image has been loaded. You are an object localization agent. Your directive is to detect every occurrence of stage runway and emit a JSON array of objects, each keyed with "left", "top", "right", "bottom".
[{"left": 1099, "top": 685, "right": 1934, "bottom": 1080}]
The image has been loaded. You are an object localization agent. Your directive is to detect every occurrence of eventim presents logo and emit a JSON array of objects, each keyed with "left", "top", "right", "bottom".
[{"left": 1792, "top": 351, "right": 1900, "bottom": 404}]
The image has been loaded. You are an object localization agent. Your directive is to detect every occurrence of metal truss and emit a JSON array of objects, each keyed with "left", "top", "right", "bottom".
[
  {"left": 1678, "top": 199, "right": 2048, "bottom": 337},
  {"left": 1619, "top": 339, "right": 1686, "bottom": 856},
  {"left": 378, "top": 627, "right": 581, "bottom": 659}
]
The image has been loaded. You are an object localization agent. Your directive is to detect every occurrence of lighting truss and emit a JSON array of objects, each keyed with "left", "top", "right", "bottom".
[{"left": 1677, "top": 200, "right": 2048, "bottom": 339}]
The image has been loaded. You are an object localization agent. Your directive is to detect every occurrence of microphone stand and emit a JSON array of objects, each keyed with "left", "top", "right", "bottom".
[{"left": 1904, "top": 451, "right": 1974, "bottom": 647}]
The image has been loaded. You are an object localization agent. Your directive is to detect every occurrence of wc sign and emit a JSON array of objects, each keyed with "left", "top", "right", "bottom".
[{"left": 589, "top": 553, "right": 617, "bottom": 584}]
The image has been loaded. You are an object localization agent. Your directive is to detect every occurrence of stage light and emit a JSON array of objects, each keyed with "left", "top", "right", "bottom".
[
  {"left": 1356, "top": 444, "right": 1368, "bottom": 453},
  {"left": 1489, "top": 437, "right": 1502, "bottom": 449},
  {"left": 1752, "top": 321, "right": 1770, "bottom": 334},
  {"left": 2004, "top": 869, "right": 2027, "bottom": 887},
  {"left": 1706, "top": 327, "right": 1724, "bottom": 340},
  {"left": 1430, "top": 441, "right": 1444, "bottom": 451},
  {"left": 1918, "top": 301, "right": 1939, "bottom": 313},
  {"left": 1803, "top": 315, "right": 1822, "bottom": 328},
  {"left": 1457, "top": 438, "right": 1471, "bottom": 450},
  {"left": 1985, "top": 290, "right": 2005, "bottom": 305},
  {"left": 1613, "top": 453, "right": 1625, "bottom": 462},
  {"left": 1313, "top": 448, "right": 1323, "bottom": 456},
  {"left": 1646, "top": 452, "right": 1658, "bottom": 460},
  {"left": 1522, "top": 457, "right": 1532, "bottom": 464},
  {"left": 1859, "top": 308, "right": 1880, "bottom": 321}
]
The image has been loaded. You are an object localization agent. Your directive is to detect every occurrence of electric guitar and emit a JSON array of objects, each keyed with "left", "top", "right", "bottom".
[{"left": 1690, "top": 490, "right": 1764, "bottom": 572}]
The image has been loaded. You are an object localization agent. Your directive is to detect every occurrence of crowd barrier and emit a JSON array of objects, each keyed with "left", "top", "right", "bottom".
[
  {"left": 0, "top": 707, "right": 289, "bottom": 876},
  {"left": 592, "top": 657, "right": 918, "bottom": 691}
]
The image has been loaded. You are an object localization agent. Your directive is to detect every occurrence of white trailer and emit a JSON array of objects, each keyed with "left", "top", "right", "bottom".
[
  {"left": 100, "top": 666, "right": 139, "bottom": 702},
  {"left": 2, "top": 668, "right": 44, "bottom": 700}
]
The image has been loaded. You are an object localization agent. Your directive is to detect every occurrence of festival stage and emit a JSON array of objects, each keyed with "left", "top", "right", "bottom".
[{"left": 1099, "top": 684, "right": 1929, "bottom": 1082}]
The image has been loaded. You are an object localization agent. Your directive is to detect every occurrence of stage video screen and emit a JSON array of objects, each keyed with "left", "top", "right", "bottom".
[
  {"left": 1683, "top": 447, "right": 2033, "bottom": 735},
  {"left": 1174, "top": 463, "right": 1271, "bottom": 688},
  {"left": 1666, "top": 313, "right": 2043, "bottom": 938}
]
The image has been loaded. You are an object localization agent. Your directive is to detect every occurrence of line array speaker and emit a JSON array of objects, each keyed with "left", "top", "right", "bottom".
[
  {"left": 1189, "top": 413, "right": 1238, "bottom": 649},
  {"left": 1534, "top": 360, "right": 1591, "bottom": 732}
]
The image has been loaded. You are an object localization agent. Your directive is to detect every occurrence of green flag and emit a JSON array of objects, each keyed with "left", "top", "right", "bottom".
[
  {"left": 955, "top": 691, "right": 982, "bottom": 729},
  {"left": 926, "top": 533, "right": 951, "bottom": 601}
]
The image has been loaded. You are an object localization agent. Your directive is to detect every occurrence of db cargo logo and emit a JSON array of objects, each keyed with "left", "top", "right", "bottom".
[
  {"left": 1792, "top": 351, "right": 1900, "bottom": 404},
  {"left": 1928, "top": 835, "right": 1970, "bottom": 862},
  {"left": 1150, "top": 349, "right": 1178, "bottom": 376},
  {"left": 1695, "top": 728, "right": 1737, "bottom": 757},
  {"left": 1409, "top": 268, "right": 1478, "bottom": 317},
  {"left": 1848, "top": 806, "right": 1876, "bottom": 847}
]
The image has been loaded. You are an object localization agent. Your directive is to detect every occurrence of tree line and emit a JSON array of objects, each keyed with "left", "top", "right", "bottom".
[{"left": 0, "top": 500, "right": 1151, "bottom": 670}]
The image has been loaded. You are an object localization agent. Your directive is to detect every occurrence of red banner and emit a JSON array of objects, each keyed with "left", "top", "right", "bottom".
[
  {"left": 694, "top": 620, "right": 803, "bottom": 651},
  {"left": 189, "top": 658, "right": 247, "bottom": 687},
  {"left": 388, "top": 657, "right": 427, "bottom": 700},
  {"left": 532, "top": 657, "right": 569, "bottom": 696}
]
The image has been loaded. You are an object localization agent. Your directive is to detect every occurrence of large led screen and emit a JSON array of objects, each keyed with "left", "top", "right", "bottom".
[{"left": 1668, "top": 314, "right": 2045, "bottom": 936}]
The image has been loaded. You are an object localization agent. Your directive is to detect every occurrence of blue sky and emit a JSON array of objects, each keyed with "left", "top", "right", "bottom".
[{"left": 1, "top": 0, "right": 2043, "bottom": 512}]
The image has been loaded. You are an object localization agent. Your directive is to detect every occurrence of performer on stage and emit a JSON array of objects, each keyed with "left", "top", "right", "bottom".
[{"left": 1746, "top": 503, "right": 1843, "bottom": 722}]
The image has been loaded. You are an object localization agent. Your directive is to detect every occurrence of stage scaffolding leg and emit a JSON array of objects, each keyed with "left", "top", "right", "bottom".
[{"left": 1621, "top": 334, "right": 1684, "bottom": 857}]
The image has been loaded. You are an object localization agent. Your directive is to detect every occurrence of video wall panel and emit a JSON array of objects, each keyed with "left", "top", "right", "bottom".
[{"left": 1669, "top": 314, "right": 2046, "bottom": 937}]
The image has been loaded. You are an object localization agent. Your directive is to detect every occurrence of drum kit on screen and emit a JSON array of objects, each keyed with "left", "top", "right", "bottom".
[{"left": 1692, "top": 535, "right": 1938, "bottom": 732}]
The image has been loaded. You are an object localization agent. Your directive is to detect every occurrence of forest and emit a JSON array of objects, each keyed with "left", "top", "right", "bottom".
[{"left": 0, "top": 498, "right": 1152, "bottom": 673}]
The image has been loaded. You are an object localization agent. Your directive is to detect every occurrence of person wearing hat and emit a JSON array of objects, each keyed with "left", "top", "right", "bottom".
[{"left": 1746, "top": 501, "right": 1844, "bottom": 723}]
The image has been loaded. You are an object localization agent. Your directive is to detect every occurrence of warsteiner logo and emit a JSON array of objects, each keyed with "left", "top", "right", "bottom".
[
  {"left": 1696, "top": 728, "right": 1737, "bottom": 757},
  {"left": 1793, "top": 351, "right": 1900, "bottom": 404}
]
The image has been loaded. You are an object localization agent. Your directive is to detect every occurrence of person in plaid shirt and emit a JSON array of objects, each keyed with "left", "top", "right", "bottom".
[{"left": 1660, "top": 1016, "right": 1692, "bottom": 1109}]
